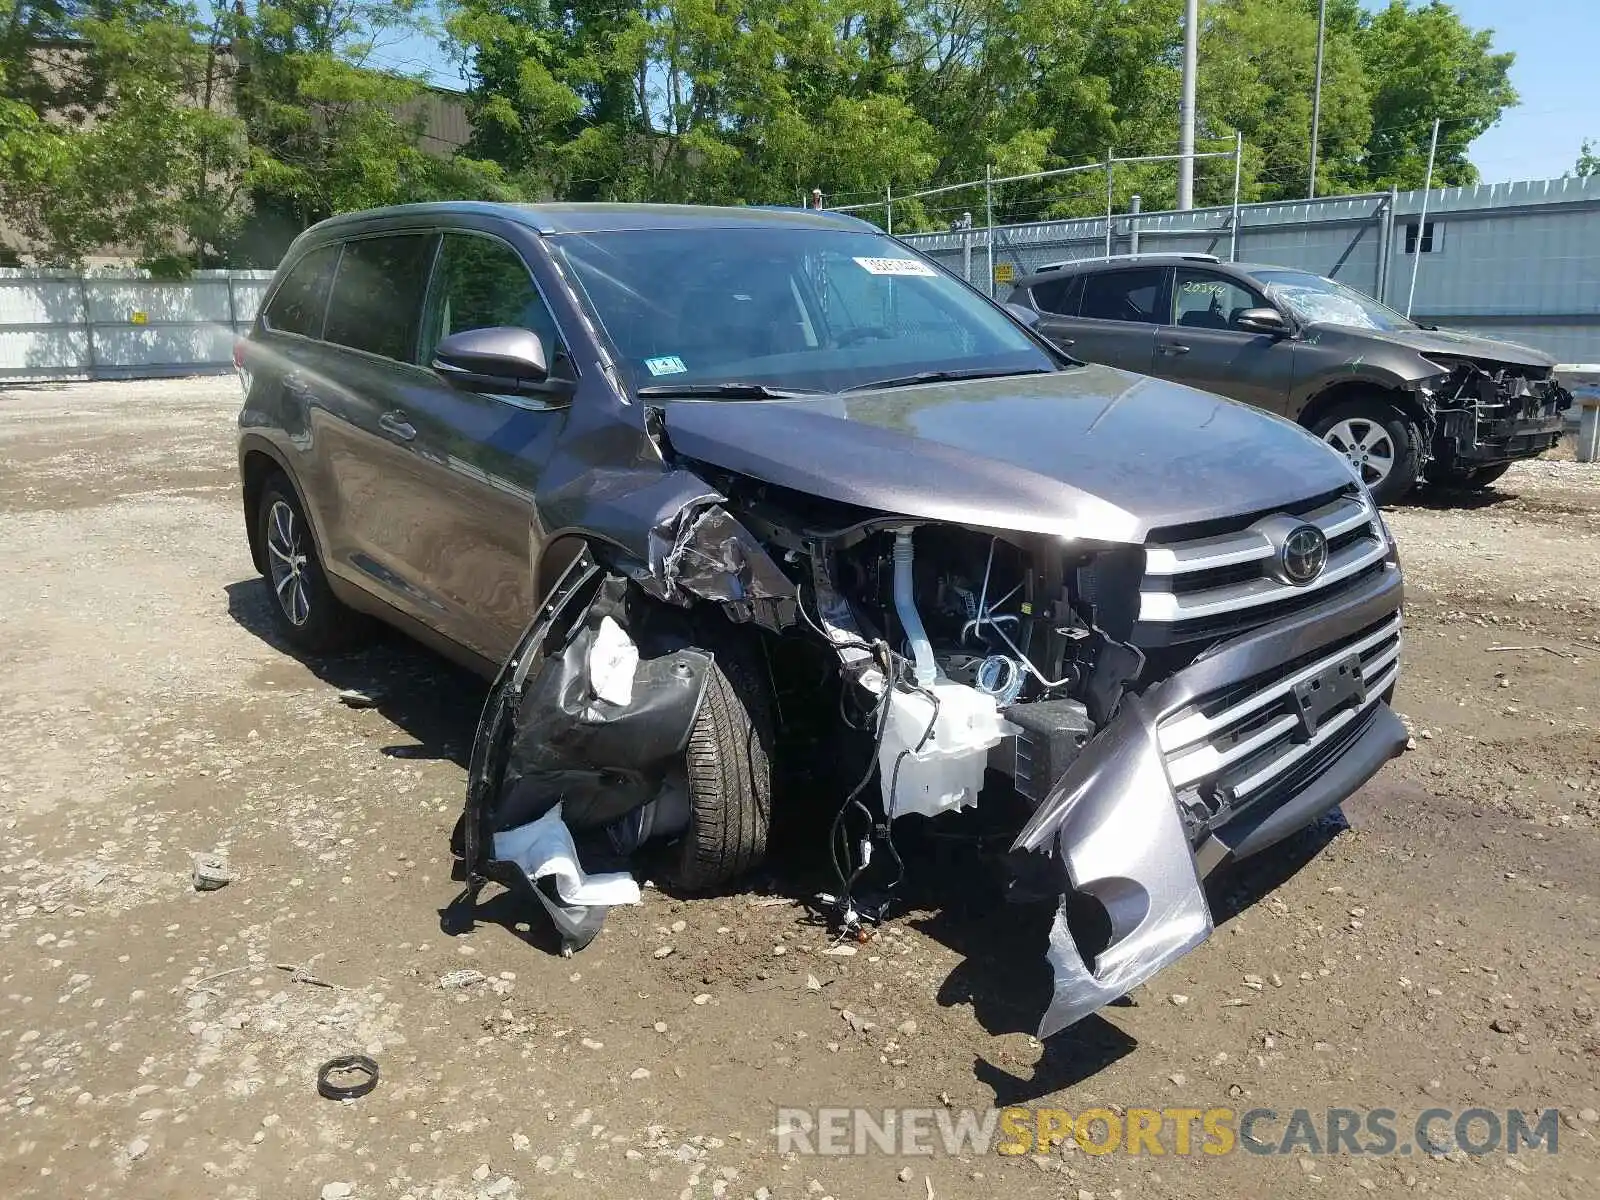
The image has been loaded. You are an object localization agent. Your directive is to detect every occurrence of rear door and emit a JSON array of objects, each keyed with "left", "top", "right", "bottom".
[
  {"left": 397, "top": 227, "right": 578, "bottom": 664},
  {"left": 251, "top": 243, "right": 342, "bottom": 528},
  {"left": 1153, "top": 268, "right": 1295, "bottom": 413},
  {"left": 1021, "top": 272, "right": 1084, "bottom": 353},
  {"left": 308, "top": 231, "right": 444, "bottom": 622},
  {"left": 1047, "top": 267, "right": 1164, "bottom": 375}
]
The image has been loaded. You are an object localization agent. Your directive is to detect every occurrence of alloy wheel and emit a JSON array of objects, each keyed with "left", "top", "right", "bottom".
[
  {"left": 1323, "top": 417, "right": 1396, "bottom": 489},
  {"left": 265, "top": 499, "right": 312, "bottom": 626}
]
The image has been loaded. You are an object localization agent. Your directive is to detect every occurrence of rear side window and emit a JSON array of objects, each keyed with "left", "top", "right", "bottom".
[
  {"left": 263, "top": 245, "right": 339, "bottom": 337},
  {"left": 421, "top": 232, "right": 570, "bottom": 374},
  {"left": 1080, "top": 268, "right": 1165, "bottom": 323},
  {"left": 1029, "top": 274, "right": 1082, "bottom": 315},
  {"left": 323, "top": 235, "right": 435, "bottom": 361}
]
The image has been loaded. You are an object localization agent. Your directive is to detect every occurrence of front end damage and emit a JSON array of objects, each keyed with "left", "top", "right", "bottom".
[
  {"left": 455, "top": 435, "right": 1407, "bottom": 1036},
  {"left": 1419, "top": 358, "right": 1572, "bottom": 469}
]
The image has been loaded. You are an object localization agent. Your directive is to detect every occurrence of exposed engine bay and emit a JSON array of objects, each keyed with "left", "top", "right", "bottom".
[
  {"left": 821, "top": 524, "right": 1144, "bottom": 819},
  {"left": 453, "top": 435, "right": 1407, "bottom": 1040},
  {"left": 1421, "top": 357, "right": 1572, "bottom": 467}
]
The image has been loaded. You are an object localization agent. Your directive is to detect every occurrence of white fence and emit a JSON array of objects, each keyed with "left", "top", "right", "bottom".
[{"left": 0, "top": 269, "right": 275, "bottom": 382}]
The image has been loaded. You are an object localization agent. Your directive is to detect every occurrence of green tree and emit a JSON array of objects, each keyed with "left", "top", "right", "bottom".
[
  {"left": 228, "top": 0, "right": 513, "bottom": 263},
  {"left": 0, "top": 0, "right": 245, "bottom": 266},
  {"left": 1573, "top": 139, "right": 1598, "bottom": 179},
  {"left": 1198, "top": 0, "right": 1370, "bottom": 202},
  {"left": 1355, "top": 0, "right": 1516, "bottom": 188}
]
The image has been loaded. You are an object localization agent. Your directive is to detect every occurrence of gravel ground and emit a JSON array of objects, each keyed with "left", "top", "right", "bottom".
[{"left": 1, "top": 376, "right": 1596, "bottom": 1200}]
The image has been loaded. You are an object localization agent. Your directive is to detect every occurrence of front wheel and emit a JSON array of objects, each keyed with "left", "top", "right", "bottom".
[
  {"left": 1312, "top": 400, "right": 1422, "bottom": 506},
  {"left": 667, "top": 630, "right": 773, "bottom": 893},
  {"left": 1424, "top": 461, "right": 1510, "bottom": 490}
]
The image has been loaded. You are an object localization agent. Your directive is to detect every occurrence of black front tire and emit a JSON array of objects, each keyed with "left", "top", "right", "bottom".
[
  {"left": 668, "top": 631, "right": 773, "bottom": 893},
  {"left": 256, "top": 474, "right": 363, "bottom": 653},
  {"left": 1424, "top": 461, "right": 1511, "bottom": 490},
  {"left": 1311, "top": 399, "right": 1422, "bottom": 506}
]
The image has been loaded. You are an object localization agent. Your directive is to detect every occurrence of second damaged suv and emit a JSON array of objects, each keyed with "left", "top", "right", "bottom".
[
  {"left": 1007, "top": 255, "right": 1572, "bottom": 504},
  {"left": 237, "top": 202, "right": 1406, "bottom": 1037}
]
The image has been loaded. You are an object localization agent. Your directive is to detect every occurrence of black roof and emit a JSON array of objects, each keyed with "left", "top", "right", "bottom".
[{"left": 310, "top": 201, "right": 871, "bottom": 237}]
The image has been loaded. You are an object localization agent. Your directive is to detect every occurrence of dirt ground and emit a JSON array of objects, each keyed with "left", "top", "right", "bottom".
[{"left": 1, "top": 376, "right": 1596, "bottom": 1200}]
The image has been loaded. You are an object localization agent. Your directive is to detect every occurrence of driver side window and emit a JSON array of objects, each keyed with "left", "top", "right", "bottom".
[
  {"left": 420, "top": 233, "right": 572, "bottom": 377},
  {"left": 1172, "top": 269, "right": 1268, "bottom": 332}
]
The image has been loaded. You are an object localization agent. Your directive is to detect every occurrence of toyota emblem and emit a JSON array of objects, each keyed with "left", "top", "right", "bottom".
[{"left": 1280, "top": 524, "right": 1329, "bottom": 586}]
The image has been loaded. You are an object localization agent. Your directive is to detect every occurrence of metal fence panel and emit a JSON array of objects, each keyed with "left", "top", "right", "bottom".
[{"left": 0, "top": 269, "right": 275, "bottom": 382}]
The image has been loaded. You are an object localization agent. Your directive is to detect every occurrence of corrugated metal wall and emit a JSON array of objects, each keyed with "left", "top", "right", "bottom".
[
  {"left": 0, "top": 270, "right": 274, "bottom": 381},
  {"left": 900, "top": 174, "right": 1600, "bottom": 363}
]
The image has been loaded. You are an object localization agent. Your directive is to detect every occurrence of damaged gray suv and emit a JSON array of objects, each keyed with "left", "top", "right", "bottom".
[{"left": 237, "top": 202, "right": 1406, "bottom": 1037}]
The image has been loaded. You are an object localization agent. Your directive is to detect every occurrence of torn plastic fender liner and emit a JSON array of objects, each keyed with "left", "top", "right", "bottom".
[
  {"left": 1012, "top": 696, "right": 1212, "bottom": 1039},
  {"left": 459, "top": 549, "right": 714, "bottom": 946},
  {"left": 646, "top": 501, "right": 798, "bottom": 633},
  {"left": 493, "top": 803, "right": 643, "bottom": 951}
]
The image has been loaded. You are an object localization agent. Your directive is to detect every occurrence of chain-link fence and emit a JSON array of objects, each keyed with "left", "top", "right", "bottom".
[
  {"left": 901, "top": 189, "right": 1394, "bottom": 304},
  {"left": 825, "top": 144, "right": 1246, "bottom": 296}
]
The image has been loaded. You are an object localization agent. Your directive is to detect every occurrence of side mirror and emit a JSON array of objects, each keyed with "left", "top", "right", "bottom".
[
  {"left": 1234, "top": 307, "right": 1288, "bottom": 336},
  {"left": 1004, "top": 302, "right": 1041, "bottom": 328},
  {"left": 432, "top": 326, "right": 562, "bottom": 397}
]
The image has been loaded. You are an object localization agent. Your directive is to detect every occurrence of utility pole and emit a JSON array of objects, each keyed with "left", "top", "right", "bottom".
[
  {"left": 1309, "top": 0, "right": 1327, "bottom": 198},
  {"left": 1230, "top": 130, "right": 1244, "bottom": 261},
  {"left": 1178, "top": 0, "right": 1198, "bottom": 209},
  {"left": 1104, "top": 149, "right": 1115, "bottom": 255},
  {"left": 984, "top": 164, "right": 994, "bottom": 297}
]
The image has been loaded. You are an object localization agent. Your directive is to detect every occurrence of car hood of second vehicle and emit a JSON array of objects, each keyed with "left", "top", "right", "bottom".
[
  {"left": 654, "top": 364, "right": 1355, "bottom": 544},
  {"left": 1309, "top": 322, "right": 1558, "bottom": 371}
]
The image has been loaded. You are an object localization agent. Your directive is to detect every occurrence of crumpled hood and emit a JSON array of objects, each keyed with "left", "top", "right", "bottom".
[
  {"left": 1310, "top": 323, "right": 1557, "bottom": 370},
  {"left": 657, "top": 364, "right": 1353, "bottom": 543}
]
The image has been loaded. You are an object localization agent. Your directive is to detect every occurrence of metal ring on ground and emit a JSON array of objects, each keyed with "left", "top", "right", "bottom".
[{"left": 316, "top": 1054, "right": 380, "bottom": 1101}]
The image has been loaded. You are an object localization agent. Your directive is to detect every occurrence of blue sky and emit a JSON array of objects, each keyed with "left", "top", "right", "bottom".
[
  {"left": 365, "top": 0, "right": 1593, "bottom": 185},
  {"left": 1433, "top": 0, "right": 1592, "bottom": 181}
]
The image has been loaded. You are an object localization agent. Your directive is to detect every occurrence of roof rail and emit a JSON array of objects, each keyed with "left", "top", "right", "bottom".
[{"left": 1035, "top": 252, "right": 1221, "bottom": 272}]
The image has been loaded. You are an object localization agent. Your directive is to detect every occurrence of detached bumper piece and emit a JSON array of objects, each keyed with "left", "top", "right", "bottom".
[
  {"left": 1013, "top": 566, "right": 1407, "bottom": 1039},
  {"left": 1014, "top": 700, "right": 1213, "bottom": 1039}
]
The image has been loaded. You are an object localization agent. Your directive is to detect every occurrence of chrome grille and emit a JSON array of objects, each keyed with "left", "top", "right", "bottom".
[
  {"left": 1157, "top": 613, "right": 1402, "bottom": 824},
  {"left": 1138, "top": 489, "right": 1387, "bottom": 641}
]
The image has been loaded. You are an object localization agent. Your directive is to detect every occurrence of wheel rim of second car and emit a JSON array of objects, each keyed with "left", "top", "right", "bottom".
[
  {"left": 266, "top": 499, "right": 312, "bottom": 626},
  {"left": 1323, "top": 418, "right": 1395, "bottom": 489}
]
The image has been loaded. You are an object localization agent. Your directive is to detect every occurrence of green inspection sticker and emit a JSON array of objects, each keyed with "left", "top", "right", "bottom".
[{"left": 645, "top": 355, "right": 688, "bottom": 376}]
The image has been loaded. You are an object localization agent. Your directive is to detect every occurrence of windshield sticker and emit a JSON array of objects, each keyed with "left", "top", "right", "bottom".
[
  {"left": 852, "top": 256, "right": 937, "bottom": 277},
  {"left": 644, "top": 355, "right": 688, "bottom": 376}
]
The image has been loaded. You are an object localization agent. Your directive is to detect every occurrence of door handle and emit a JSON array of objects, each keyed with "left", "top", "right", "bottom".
[
  {"left": 1158, "top": 343, "right": 1191, "bottom": 355},
  {"left": 379, "top": 411, "right": 416, "bottom": 441}
]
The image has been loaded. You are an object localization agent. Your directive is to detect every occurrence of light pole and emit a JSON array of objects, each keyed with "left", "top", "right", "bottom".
[
  {"left": 1178, "top": 0, "right": 1198, "bottom": 209},
  {"left": 1405, "top": 118, "right": 1441, "bottom": 319},
  {"left": 1309, "top": 0, "right": 1327, "bottom": 198}
]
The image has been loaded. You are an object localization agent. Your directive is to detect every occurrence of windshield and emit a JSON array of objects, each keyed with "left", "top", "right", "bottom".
[
  {"left": 1255, "top": 268, "right": 1415, "bottom": 333},
  {"left": 549, "top": 226, "right": 1055, "bottom": 394}
]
